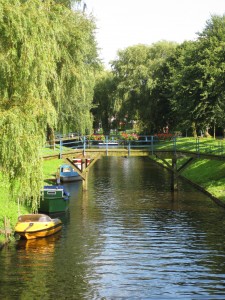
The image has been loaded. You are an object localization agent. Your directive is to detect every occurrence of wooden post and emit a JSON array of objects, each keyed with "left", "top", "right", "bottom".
[
  {"left": 171, "top": 157, "right": 178, "bottom": 191},
  {"left": 81, "top": 158, "right": 86, "bottom": 172},
  {"left": 83, "top": 136, "right": 86, "bottom": 156},
  {"left": 106, "top": 135, "right": 108, "bottom": 156},
  {"left": 59, "top": 139, "right": 62, "bottom": 159},
  {"left": 81, "top": 158, "right": 89, "bottom": 191},
  {"left": 151, "top": 135, "right": 154, "bottom": 155},
  {"left": 128, "top": 142, "right": 131, "bottom": 156},
  {"left": 82, "top": 172, "right": 88, "bottom": 191}
]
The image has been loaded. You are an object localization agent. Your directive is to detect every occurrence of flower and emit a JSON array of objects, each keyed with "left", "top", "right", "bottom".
[
  {"left": 87, "top": 134, "right": 105, "bottom": 141},
  {"left": 119, "top": 132, "right": 139, "bottom": 141},
  {"left": 154, "top": 133, "right": 174, "bottom": 141}
]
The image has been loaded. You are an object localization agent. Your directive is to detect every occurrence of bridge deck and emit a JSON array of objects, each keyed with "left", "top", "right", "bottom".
[{"left": 43, "top": 148, "right": 225, "bottom": 161}]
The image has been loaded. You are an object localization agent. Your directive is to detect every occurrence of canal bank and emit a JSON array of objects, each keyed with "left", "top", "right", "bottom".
[{"left": 150, "top": 156, "right": 225, "bottom": 208}]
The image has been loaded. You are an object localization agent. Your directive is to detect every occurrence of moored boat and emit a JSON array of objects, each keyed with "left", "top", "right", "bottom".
[
  {"left": 15, "top": 214, "right": 62, "bottom": 240},
  {"left": 39, "top": 185, "right": 70, "bottom": 213},
  {"left": 72, "top": 158, "right": 91, "bottom": 170},
  {"left": 98, "top": 142, "right": 118, "bottom": 147},
  {"left": 59, "top": 164, "right": 81, "bottom": 182}
]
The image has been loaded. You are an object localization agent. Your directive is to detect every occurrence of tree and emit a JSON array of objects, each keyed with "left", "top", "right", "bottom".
[
  {"left": 197, "top": 15, "right": 225, "bottom": 136},
  {"left": 92, "top": 71, "right": 116, "bottom": 134},
  {"left": 170, "top": 15, "right": 225, "bottom": 137},
  {"left": 0, "top": 0, "right": 99, "bottom": 210},
  {"left": 111, "top": 42, "right": 177, "bottom": 133},
  {"left": 50, "top": 3, "right": 100, "bottom": 135}
]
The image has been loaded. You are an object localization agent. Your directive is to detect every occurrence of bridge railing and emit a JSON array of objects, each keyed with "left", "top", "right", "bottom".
[{"left": 43, "top": 136, "right": 225, "bottom": 158}]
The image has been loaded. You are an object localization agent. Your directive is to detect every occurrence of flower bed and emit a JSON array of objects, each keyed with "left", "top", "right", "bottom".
[
  {"left": 86, "top": 134, "right": 105, "bottom": 141},
  {"left": 154, "top": 133, "right": 174, "bottom": 141},
  {"left": 118, "top": 132, "right": 139, "bottom": 141}
]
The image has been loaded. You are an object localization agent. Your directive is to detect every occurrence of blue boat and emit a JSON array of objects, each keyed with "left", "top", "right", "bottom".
[{"left": 59, "top": 164, "right": 81, "bottom": 182}]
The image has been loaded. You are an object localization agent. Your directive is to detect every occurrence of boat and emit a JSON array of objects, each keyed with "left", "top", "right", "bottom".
[
  {"left": 59, "top": 164, "right": 81, "bottom": 182},
  {"left": 98, "top": 142, "right": 118, "bottom": 147},
  {"left": 72, "top": 158, "right": 91, "bottom": 170},
  {"left": 39, "top": 185, "right": 70, "bottom": 213},
  {"left": 15, "top": 214, "right": 62, "bottom": 240}
]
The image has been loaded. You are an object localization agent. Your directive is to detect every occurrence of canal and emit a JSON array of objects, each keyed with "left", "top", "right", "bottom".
[{"left": 1, "top": 157, "right": 225, "bottom": 299}]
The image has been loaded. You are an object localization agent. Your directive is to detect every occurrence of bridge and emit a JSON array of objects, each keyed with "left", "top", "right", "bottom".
[{"left": 43, "top": 136, "right": 225, "bottom": 190}]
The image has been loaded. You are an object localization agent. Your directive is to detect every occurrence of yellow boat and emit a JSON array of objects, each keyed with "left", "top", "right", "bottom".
[{"left": 15, "top": 214, "right": 62, "bottom": 240}]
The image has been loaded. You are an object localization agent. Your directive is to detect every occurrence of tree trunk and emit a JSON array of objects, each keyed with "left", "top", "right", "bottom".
[
  {"left": 191, "top": 122, "right": 197, "bottom": 137},
  {"left": 47, "top": 124, "right": 55, "bottom": 149},
  {"left": 204, "top": 127, "right": 211, "bottom": 138}
]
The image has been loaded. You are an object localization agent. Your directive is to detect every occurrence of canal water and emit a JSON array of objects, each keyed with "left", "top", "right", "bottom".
[{"left": 1, "top": 157, "right": 225, "bottom": 299}]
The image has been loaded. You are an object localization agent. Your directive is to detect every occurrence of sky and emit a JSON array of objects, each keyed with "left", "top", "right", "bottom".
[{"left": 84, "top": 0, "right": 225, "bottom": 68}]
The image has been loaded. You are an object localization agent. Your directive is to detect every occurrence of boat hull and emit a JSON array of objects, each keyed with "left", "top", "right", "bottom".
[
  {"left": 39, "top": 198, "right": 69, "bottom": 213},
  {"left": 60, "top": 175, "right": 81, "bottom": 182},
  {"left": 59, "top": 164, "right": 82, "bottom": 182},
  {"left": 98, "top": 142, "right": 118, "bottom": 148},
  {"left": 16, "top": 223, "right": 62, "bottom": 240},
  {"left": 15, "top": 214, "right": 62, "bottom": 240},
  {"left": 39, "top": 186, "right": 70, "bottom": 213}
]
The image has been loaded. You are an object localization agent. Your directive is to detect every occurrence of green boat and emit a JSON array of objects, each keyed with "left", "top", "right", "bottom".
[{"left": 39, "top": 185, "right": 70, "bottom": 214}]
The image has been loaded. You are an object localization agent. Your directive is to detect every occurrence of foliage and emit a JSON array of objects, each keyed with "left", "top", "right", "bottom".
[
  {"left": 169, "top": 15, "right": 225, "bottom": 136},
  {"left": 92, "top": 70, "right": 116, "bottom": 134},
  {"left": 110, "top": 42, "right": 177, "bottom": 133},
  {"left": 0, "top": 0, "right": 99, "bottom": 211},
  {"left": 86, "top": 134, "right": 105, "bottom": 141},
  {"left": 94, "top": 15, "right": 225, "bottom": 138},
  {"left": 53, "top": 4, "right": 100, "bottom": 134}
]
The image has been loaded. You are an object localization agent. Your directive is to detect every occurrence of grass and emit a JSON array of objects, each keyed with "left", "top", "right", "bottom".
[
  {"left": 182, "top": 159, "right": 225, "bottom": 201},
  {"left": 154, "top": 137, "right": 225, "bottom": 155},
  {"left": 154, "top": 155, "right": 225, "bottom": 203},
  {"left": 43, "top": 158, "right": 65, "bottom": 180}
]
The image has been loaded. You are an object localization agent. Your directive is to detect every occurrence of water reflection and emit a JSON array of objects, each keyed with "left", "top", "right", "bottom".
[
  {"left": 16, "top": 232, "right": 61, "bottom": 256},
  {"left": 1, "top": 157, "right": 225, "bottom": 299}
]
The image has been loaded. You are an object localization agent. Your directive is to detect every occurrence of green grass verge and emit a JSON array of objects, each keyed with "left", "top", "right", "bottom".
[
  {"left": 153, "top": 156, "right": 225, "bottom": 203},
  {"left": 182, "top": 159, "right": 225, "bottom": 201},
  {"left": 43, "top": 158, "right": 65, "bottom": 181}
]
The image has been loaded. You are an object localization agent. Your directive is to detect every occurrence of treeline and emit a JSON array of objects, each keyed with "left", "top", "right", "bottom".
[
  {"left": 92, "top": 15, "right": 225, "bottom": 138},
  {"left": 0, "top": 0, "right": 100, "bottom": 209}
]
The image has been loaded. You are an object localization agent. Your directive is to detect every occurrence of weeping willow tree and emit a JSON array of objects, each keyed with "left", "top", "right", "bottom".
[
  {"left": 0, "top": 0, "right": 99, "bottom": 211},
  {"left": 50, "top": 2, "right": 99, "bottom": 134}
]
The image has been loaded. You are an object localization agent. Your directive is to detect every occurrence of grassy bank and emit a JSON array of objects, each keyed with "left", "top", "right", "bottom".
[
  {"left": 182, "top": 159, "right": 225, "bottom": 202},
  {"left": 0, "top": 158, "right": 65, "bottom": 244},
  {"left": 152, "top": 137, "right": 225, "bottom": 203},
  {"left": 153, "top": 157, "right": 225, "bottom": 203},
  {"left": 43, "top": 158, "right": 65, "bottom": 182}
]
